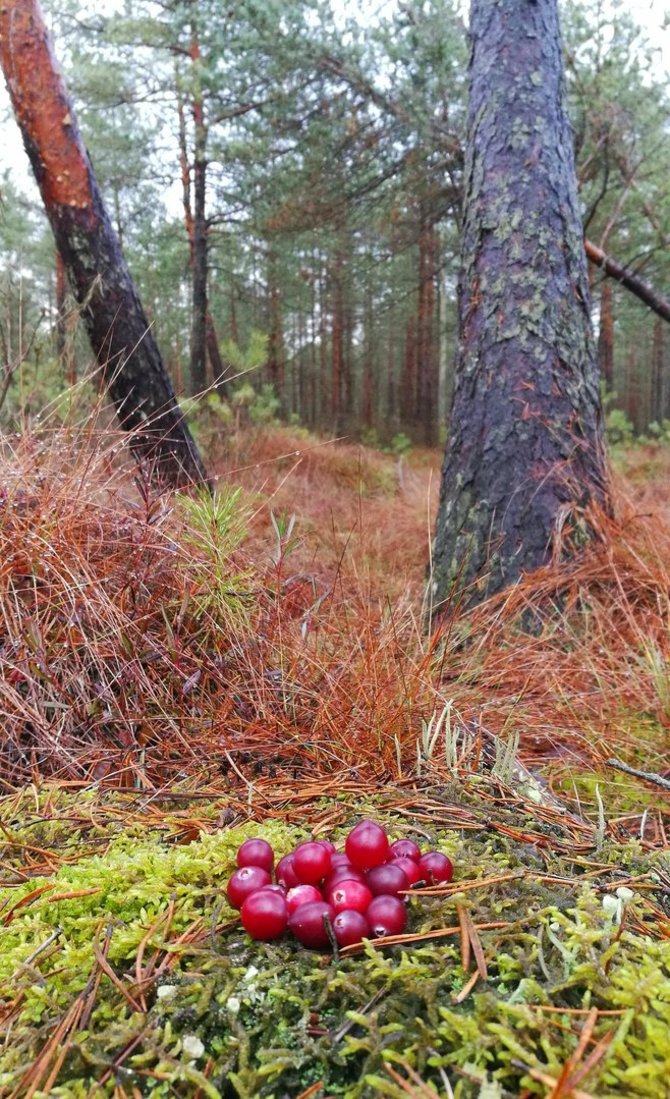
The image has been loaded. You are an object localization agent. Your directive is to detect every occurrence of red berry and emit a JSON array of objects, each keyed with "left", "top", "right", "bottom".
[
  {"left": 366, "top": 894, "right": 407, "bottom": 937},
  {"left": 276, "top": 854, "right": 300, "bottom": 889},
  {"left": 324, "top": 865, "right": 366, "bottom": 892},
  {"left": 288, "top": 901, "right": 335, "bottom": 949},
  {"left": 345, "top": 820, "right": 390, "bottom": 870},
  {"left": 316, "top": 839, "right": 336, "bottom": 853},
  {"left": 286, "top": 884, "right": 323, "bottom": 914},
  {"left": 389, "top": 838, "right": 421, "bottom": 862},
  {"left": 293, "top": 841, "right": 332, "bottom": 884},
  {"left": 226, "top": 866, "right": 271, "bottom": 909},
  {"left": 418, "top": 851, "right": 454, "bottom": 885},
  {"left": 330, "top": 853, "right": 353, "bottom": 870},
  {"left": 389, "top": 857, "right": 422, "bottom": 886},
  {"left": 240, "top": 889, "right": 288, "bottom": 940},
  {"left": 236, "top": 837, "right": 274, "bottom": 873},
  {"left": 333, "top": 909, "right": 370, "bottom": 947},
  {"left": 326, "top": 878, "right": 373, "bottom": 914},
  {"left": 366, "top": 863, "right": 409, "bottom": 897}
]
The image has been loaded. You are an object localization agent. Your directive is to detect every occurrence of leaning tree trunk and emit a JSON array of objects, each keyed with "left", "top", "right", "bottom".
[
  {"left": 430, "top": 0, "right": 609, "bottom": 616},
  {"left": 0, "top": 0, "right": 207, "bottom": 487}
]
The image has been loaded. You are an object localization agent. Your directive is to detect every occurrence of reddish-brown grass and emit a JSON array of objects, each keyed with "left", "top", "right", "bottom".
[{"left": 1, "top": 422, "right": 669, "bottom": 816}]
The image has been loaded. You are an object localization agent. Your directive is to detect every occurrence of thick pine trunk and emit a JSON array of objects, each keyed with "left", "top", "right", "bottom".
[
  {"left": 431, "top": 0, "right": 608, "bottom": 614},
  {"left": 0, "top": 0, "right": 207, "bottom": 487}
]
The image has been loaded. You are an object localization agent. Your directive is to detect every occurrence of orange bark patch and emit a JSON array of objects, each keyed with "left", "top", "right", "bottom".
[{"left": 0, "top": 0, "right": 92, "bottom": 209}]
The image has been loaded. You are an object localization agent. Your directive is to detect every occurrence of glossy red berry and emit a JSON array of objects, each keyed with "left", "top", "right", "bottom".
[
  {"left": 366, "top": 863, "right": 409, "bottom": 897},
  {"left": 288, "top": 900, "right": 335, "bottom": 949},
  {"left": 389, "top": 856, "right": 422, "bottom": 886},
  {"left": 324, "top": 865, "right": 366, "bottom": 891},
  {"left": 389, "top": 838, "right": 421, "bottom": 862},
  {"left": 293, "top": 842, "right": 332, "bottom": 884},
  {"left": 226, "top": 866, "right": 271, "bottom": 909},
  {"left": 345, "top": 819, "right": 390, "bottom": 870},
  {"left": 236, "top": 837, "right": 274, "bottom": 873},
  {"left": 326, "top": 878, "right": 373, "bottom": 914},
  {"left": 330, "top": 853, "right": 353, "bottom": 870},
  {"left": 240, "top": 889, "right": 288, "bottom": 940},
  {"left": 276, "top": 854, "right": 301, "bottom": 889},
  {"left": 366, "top": 894, "right": 407, "bottom": 937},
  {"left": 316, "top": 839, "right": 336, "bottom": 853},
  {"left": 286, "top": 884, "right": 323, "bottom": 914},
  {"left": 418, "top": 851, "right": 454, "bottom": 885},
  {"left": 333, "top": 909, "right": 370, "bottom": 947}
]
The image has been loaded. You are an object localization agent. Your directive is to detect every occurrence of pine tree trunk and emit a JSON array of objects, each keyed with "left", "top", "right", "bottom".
[
  {"left": 597, "top": 280, "right": 614, "bottom": 390},
  {"left": 651, "top": 316, "right": 663, "bottom": 425},
  {"left": 416, "top": 215, "right": 438, "bottom": 446},
  {"left": 0, "top": 0, "right": 207, "bottom": 487},
  {"left": 402, "top": 313, "right": 417, "bottom": 435},
  {"left": 189, "top": 31, "right": 208, "bottom": 397},
  {"left": 431, "top": 0, "right": 608, "bottom": 614},
  {"left": 266, "top": 249, "right": 285, "bottom": 409}
]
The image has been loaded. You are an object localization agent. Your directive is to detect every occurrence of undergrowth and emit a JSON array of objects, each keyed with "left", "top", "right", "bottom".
[
  {"left": 1, "top": 782, "right": 669, "bottom": 1098},
  {"left": 2, "top": 420, "right": 670, "bottom": 1096}
]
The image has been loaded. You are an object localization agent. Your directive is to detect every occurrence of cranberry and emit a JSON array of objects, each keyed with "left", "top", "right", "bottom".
[
  {"left": 333, "top": 909, "right": 370, "bottom": 947},
  {"left": 345, "top": 820, "right": 390, "bottom": 870},
  {"left": 286, "top": 884, "right": 323, "bottom": 914},
  {"left": 418, "top": 851, "right": 454, "bottom": 885},
  {"left": 288, "top": 900, "right": 335, "bottom": 949},
  {"left": 330, "top": 853, "right": 353, "bottom": 870},
  {"left": 325, "top": 865, "right": 366, "bottom": 889},
  {"left": 259, "top": 884, "right": 286, "bottom": 896},
  {"left": 316, "top": 839, "right": 336, "bottom": 853},
  {"left": 293, "top": 841, "right": 332, "bottom": 884},
  {"left": 389, "top": 838, "right": 421, "bottom": 862},
  {"left": 240, "top": 889, "right": 288, "bottom": 940},
  {"left": 366, "top": 863, "right": 409, "bottom": 897},
  {"left": 366, "top": 894, "right": 407, "bottom": 937},
  {"left": 226, "top": 866, "right": 271, "bottom": 909},
  {"left": 326, "top": 878, "right": 373, "bottom": 914},
  {"left": 236, "top": 837, "right": 274, "bottom": 873},
  {"left": 276, "top": 854, "right": 300, "bottom": 889},
  {"left": 389, "top": 857, "right": 422, "bottom": 886}
]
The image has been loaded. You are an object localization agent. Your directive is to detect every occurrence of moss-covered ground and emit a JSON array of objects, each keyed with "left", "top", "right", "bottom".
[{"left": 1, "top": 777, "right": 669, "bottom": 1099}]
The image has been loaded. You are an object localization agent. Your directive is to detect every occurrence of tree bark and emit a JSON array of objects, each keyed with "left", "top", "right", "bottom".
[
  {"left": 189, "top": 27, "right": 208, "bottom": 397},
  {"left": 0, "top": 0, "right": 207, "bottom": 487},
  {"left": 585, "top": 240, "right": 670, "bottom": 325},
  {"left": 431, "top": 0, "right": 609, "bottom": 615}
]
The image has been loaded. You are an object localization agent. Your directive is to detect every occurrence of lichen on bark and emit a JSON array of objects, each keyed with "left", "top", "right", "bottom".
[{"left": 430, "top": 0, "right": 609, "bottom": 618}]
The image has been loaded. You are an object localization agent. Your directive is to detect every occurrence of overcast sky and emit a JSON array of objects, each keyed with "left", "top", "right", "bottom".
[{"left": 1, "top": 0, "right": 669, "bottom": 209}]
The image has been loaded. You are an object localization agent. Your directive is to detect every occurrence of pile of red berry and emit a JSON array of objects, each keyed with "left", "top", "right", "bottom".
[{"left": 225, "top": 819, "right": 453, "bottom": 950}]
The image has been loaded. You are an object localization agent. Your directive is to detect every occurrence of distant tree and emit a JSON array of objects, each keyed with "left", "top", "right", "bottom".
[
  {"left": 430, "top": 0, "right": 610, "bottom": 615},
  {"left": 0, "top": 0, "right": 207, "bottom": 486}
]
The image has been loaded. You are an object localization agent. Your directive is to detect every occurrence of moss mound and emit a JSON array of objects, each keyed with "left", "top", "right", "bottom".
[{"left": 1, "top": 782, "right": 669, "bottom": 1098}]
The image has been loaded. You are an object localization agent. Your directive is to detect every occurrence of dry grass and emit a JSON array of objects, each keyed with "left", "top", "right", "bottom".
[{"left": 1, "top": 420, "right": 669, "bottom": 819}]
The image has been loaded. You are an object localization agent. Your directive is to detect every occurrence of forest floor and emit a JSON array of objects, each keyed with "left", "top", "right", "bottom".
[{"left": 1, "top": 422, "right": 670, "bottom": 1098}]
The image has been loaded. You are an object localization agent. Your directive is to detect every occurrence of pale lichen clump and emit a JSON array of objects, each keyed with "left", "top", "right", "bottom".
[{"left": 0, "top": 786, "right": 669, "bottom": 1097}]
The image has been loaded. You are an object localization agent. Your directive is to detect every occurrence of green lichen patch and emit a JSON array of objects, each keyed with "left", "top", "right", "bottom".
[{"left": 1, "top": 785, "right": 669, "bottom": 1098}]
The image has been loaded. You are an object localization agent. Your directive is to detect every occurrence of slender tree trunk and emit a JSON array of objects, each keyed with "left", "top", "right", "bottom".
[
  {"left": 386, "top": 308, "right": 396, "bottom": 433},
  {"left": 651, "top": 316, "right": 663, "bottom": 424},
  {"left": 585, "top": 240, "right": 670, "bottom": 325},
  {"left": 416, "top": 214, "right": 438, "bottom": 446},
  {"left": 597, "top": 280, "right": 614, "bottom": 390},
  {"left": 0, "top": 0, "right": 207, "bottom": 486},
  {"left": 189, "top": 28, "right": 208, "bottom": 397},
  {"left": 431, "top": 0, "right": 608, "bottom": 614},
  {"left": 402, "top": 312, "right": 417, "bottom": 434},
  {"left": 266, "top": 248, "right": 285, "bottom": 409},
  {"left": 331, "top": 253, "right": 344, "bottom": 427}
]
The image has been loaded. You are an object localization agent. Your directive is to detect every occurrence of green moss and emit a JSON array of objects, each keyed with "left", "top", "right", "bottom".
[{"left": 1, "top": 787, "right": 669, "bottom": 1097}]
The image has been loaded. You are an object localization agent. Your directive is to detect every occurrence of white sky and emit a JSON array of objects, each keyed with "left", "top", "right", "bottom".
[{"left": 1, "top": 0, "right": 669, "bottom": 210}]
